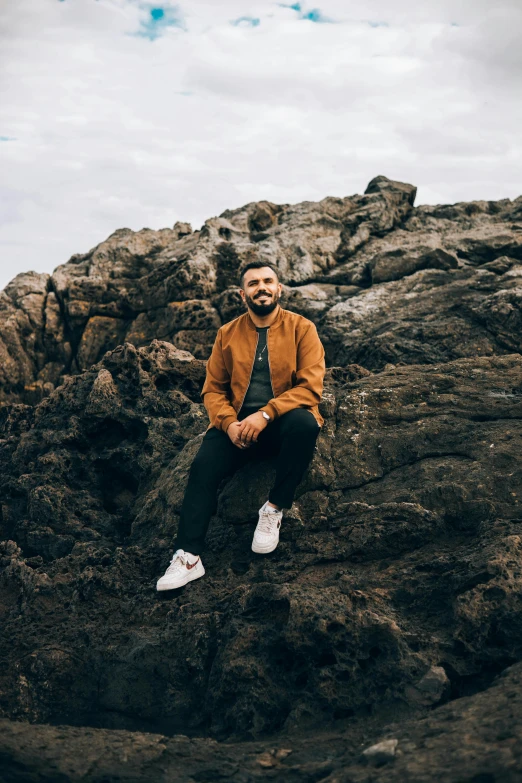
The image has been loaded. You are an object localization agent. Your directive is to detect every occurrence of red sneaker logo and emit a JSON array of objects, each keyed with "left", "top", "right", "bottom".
[{"left": 186, "top": 558, "right": 199, "bottom": 570}]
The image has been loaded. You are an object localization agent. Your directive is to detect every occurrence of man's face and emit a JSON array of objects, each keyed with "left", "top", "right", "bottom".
[{"left": 240, "top": 266, "right": 282, "bottom": 316}]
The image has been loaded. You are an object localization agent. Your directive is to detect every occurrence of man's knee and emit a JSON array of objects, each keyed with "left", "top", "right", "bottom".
[
  {"left": 190, "top": 429, "right": 234, "bottom": 477},
  {"left": 279, "top": 409, "right": 320, "bottom": 439}
]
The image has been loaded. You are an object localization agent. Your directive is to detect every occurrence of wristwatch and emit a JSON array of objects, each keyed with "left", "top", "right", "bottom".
[{"left": 261, "top": 411, "right": 271, "bottom": 422}]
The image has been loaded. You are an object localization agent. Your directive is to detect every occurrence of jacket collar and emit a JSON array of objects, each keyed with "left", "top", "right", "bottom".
[{"left": 245, "top": 304, "right": 285, "bottom": 331}]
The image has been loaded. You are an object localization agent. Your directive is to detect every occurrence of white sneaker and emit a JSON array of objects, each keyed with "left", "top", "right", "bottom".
[
  {"left": 156, "top": 549, "right": 205, "bottom": 591},
  {"left": 252, "top": 501, "right": 283, "bottom": 554}
]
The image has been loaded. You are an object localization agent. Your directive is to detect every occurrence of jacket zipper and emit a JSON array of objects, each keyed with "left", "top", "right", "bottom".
[
  {"left": 237, "top": 332, "right": 259, "bottom": 415},
  {"left": 266, "top": 327, "right": 274, "bottom": 397}
]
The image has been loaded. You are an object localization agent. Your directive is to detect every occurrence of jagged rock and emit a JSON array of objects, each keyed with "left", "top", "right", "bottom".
[
  {"left": 1, "top": 662, "right": 522, "bottom": 781},
  {"left": 405, "top": 665, "right": 451, "bottom": 707},
  {"left": 0, "top": 340, "right": 206, "bottom": 559},
  {"left": 362, "top": 738, "right": 398, "bottom": 765},
  {"left": 368, "top": 245, "right": 459, "bottom": 284},
  {"left": 124, "top": 299, "right": 221, "bottom": 361},
  {"left": 0, "top": 347, "right": 521, "bottom": 742},
  {"left": 1, "top": 177, "right": 521, "bottom": 403},
  {"left": 0, "top": 273, "right": 52, "bottom": 404},
  {"left": 320, "top": 263, "right": 522, "bottom": 369},
  {"left": 172, "top": 220, "right": 192, "bottom": 238},
  {"left": 5, "top": 177, "right": 520, "bottom": 402},
  {"left": 1, "top": 178, "right": 522, "bottom": 778}
]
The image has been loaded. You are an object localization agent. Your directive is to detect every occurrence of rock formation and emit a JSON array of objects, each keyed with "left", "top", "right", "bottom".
[
  {"left": 3, "top": 175, "right": 520, "bottom": 407},
  {"left": 1, "top": 176, "right": 522, "bottom": 781}
]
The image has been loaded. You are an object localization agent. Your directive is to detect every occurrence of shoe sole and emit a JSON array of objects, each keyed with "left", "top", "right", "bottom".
[
  {"left": 156, "top": 565, "right": 205, "bottom": 591},
  {"left": 251, "top": 540, "right": 279, "bottom": 554}
]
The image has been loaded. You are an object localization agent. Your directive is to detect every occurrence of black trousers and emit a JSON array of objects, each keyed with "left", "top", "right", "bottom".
[{"left": 174, "top": 407, "right": 320, "bottom": 555}]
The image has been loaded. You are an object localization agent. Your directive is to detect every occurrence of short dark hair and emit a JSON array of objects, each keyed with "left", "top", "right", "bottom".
[{"left": 239, "top": 261, "right": 280, "bottom": 289}]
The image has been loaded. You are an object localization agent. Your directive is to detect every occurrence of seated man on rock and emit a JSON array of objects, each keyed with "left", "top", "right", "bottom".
[{"left": 157, "top": 261, "right": 326, "bottom": 591}]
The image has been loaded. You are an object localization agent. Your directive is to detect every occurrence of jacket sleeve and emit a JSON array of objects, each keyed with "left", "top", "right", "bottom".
[
  {"left": 201, "top": 329, "right": 238, "bottom": 433},
  {"left": 259, "top": 322, "right": 325, "bottom": 421}
]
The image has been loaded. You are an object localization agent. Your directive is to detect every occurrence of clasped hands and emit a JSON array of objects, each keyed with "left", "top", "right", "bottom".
[{"left": 227, "top": 411, "right": 269, "bottom": 449}]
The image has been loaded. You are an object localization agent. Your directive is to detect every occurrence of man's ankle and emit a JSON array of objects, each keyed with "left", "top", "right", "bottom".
[{"left": 266, "top": 501, "right": 281, "bottom": 511}]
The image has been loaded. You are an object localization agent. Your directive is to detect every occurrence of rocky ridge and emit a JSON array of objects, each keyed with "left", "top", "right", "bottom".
[
  {"left": 1, "top": 176, "right": 522, "bottom": 781},
  {"left": 2, "top": 175, "right": 521, "bottom": 405}
]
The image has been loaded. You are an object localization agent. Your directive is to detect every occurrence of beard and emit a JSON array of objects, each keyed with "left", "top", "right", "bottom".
[{"left": 244, "top": 289, "right": 280, "bottom": 316}]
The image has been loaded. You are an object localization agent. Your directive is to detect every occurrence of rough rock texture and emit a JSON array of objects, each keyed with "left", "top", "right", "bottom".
[
  {"left": 2, "top": 661, "right": 522, "bottom": 781},
  {"left": 2, "top": 175, "right": 521, "bottom": 405},
  {"left": 1, "top": 177, "right": 522, "bottom": 780}
]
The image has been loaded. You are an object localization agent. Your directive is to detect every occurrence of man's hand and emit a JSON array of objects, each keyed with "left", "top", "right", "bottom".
[
  {"left": 236, "top": 412, "right": 269, "bottom": 447},
  {"left": 227, "top": 421, "right": 251, "bottom": 449}
]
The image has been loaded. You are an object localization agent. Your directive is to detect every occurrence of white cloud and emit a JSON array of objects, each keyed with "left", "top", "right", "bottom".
[{"left": 0, "top": 0, "right": 521, "bottom": 290}]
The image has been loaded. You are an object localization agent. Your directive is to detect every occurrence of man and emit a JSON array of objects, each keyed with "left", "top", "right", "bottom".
[{"left": 156, "top": 261, "right": 325, "bottom": 591}]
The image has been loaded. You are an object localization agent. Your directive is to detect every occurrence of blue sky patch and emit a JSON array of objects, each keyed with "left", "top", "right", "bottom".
[
  {"left": 368, "top": 21, "right": 389, "bottom": 28},
  {"left": 133, "top": 4, "right": 185, "bottom": 40},
  {"left": 0, "top": 136, "right": 16, "bottom": 142},
  {"left": 278, "top": 3, "right": 334, "bottom": 23},
  {"left": 231, "top": 16, "right": 261, "bottom": 27},
  {"left": 302, "top": 9, "right": 331, "bottom": 22}
]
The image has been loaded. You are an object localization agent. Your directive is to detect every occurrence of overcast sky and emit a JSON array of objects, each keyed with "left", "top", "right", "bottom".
[{"left": 1, "top": 0, "right": 521, "bottom": 291}]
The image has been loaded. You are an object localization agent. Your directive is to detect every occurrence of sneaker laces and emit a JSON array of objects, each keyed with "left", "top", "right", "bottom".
[
  {"left": 165, "top": 550, "right": 188, "bottom": 574},
  {"left": 257, "top": 506, "right": 281, "bottom": 535}
]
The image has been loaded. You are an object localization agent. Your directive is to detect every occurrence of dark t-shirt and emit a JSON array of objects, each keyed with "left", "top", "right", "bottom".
[{"left": 240, "top": 326, "right": 274, "bottom": 415}]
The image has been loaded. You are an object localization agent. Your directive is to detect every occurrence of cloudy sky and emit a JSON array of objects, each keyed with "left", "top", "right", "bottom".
[{"left": 1, "top": 0, "right": 521, "bottom": 291}]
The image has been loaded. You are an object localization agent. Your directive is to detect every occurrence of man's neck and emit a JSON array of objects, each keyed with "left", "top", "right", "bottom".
[{"left": 247, "top": 304, "right": 281, "bottom": 328}]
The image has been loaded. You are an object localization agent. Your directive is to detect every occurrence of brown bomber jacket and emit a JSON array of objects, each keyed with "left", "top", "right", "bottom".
[{"left": 201, "top": 306, "right": 326, "bottom": 432}]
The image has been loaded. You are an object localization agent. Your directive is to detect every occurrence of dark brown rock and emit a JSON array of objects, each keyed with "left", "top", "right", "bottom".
[
  {"left": 0, "top": 348, "right": 521, "bottom": 744},
  {"left": 1, "top": 178, "right": 522, "bottom": 780},
  {"left": 320, "top": 263, "right": 522, "bottom": 369},
  {"left": 1, "top": 661, "right": 522, "bottom": 781},
  {"left": 0, "top": 340, "right": 206, "bottom": 560}
]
